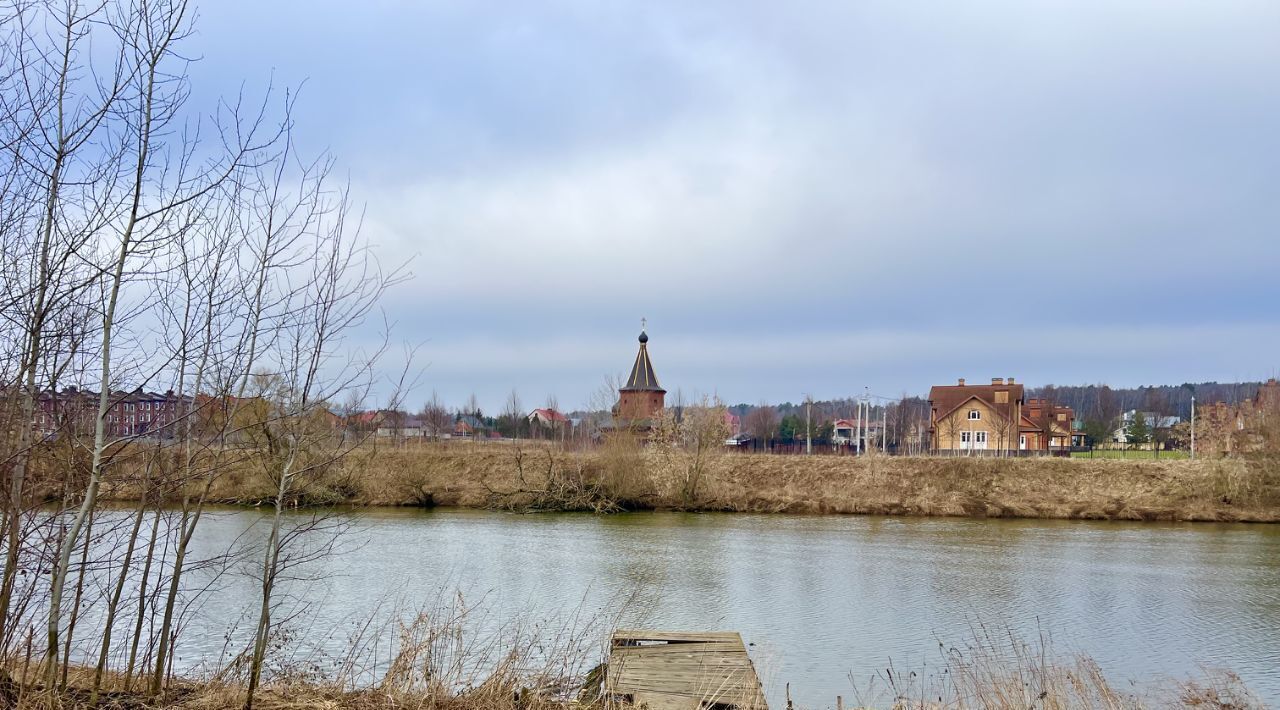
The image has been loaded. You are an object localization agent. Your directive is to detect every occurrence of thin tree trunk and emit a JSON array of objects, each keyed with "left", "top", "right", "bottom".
[
  {"left": 244, "top": 450, "right": 294, "bottom": 710},
  {"left": 149, "top": 500, "right": 201, "bottom": 697},
  {"left": 52, "top": 22, "right": 169, "bottom": 686},
  {"left": 124, "top": 508, "right": 162, "bottom": 690},
  {"left": 91, "top": 456, "right": 153, "bottom": 701},
  {"left": 59, "top": 508, "right": 95, "bottom": 690}
]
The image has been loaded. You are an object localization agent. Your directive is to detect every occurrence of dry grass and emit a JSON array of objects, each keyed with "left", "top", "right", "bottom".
[
  {"left": 98, "top": 442, "right": 1280, "bottom": 522},
  {"left": 5, "top": 589, "right": 610, "bottom": 710},
  {"left": 6, "top": 623, "right": 1266, "bottom": 710},
  {"left": 851, "top": 625, "right": 1264, "bottom": 710}
]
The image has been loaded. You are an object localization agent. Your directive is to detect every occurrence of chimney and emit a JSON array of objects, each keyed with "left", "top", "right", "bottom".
[
  {"left": 1007, "top": 377, "right": 1015, "bottom": 385},
  {"left": 957, "top": 378, "right": 966, "bottom": 386},
  {"left": 992, "top": 377, "right": 1004, "bottom": 385}
]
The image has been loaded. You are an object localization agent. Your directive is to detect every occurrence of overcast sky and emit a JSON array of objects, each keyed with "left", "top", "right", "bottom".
[{"left": 185, "top": 0, "right": 1279, "bottom": 412}]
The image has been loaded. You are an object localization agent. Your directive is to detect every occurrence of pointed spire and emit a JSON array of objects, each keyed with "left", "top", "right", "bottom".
[{"left": 621, "top": 323, "right": 664, "bottom": 392}]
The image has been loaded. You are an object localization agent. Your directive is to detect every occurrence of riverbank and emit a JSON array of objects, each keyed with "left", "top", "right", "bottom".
[
  {"left": 108, "top": 443, "right": 1280, "bottom": 522},
  {"left": 7, "top": 634, "right": 1264, "bottom": 710}
]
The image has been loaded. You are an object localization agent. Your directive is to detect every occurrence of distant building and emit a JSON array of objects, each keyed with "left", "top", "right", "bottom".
[
  {"left": 832, "top": 418, "right": 882, "bottom": 448},
  {"left": 1196, "top": 379, "right": 1280, "bottom": 456},
  {"left": 34, "top": 387, "right": 192, "bottom": 440},
  {"left": 928, "top": 377, "right": 1075, "bottom": 453},
  {"left": 1112, "top": 409, "right": 1183, "bottom": 444},
  {"left": 528, "top": 408, "right": 570, "bottom": 427},
  {"left": 612, "top": 328, "right": 666, "bottom": 430},
  {"left": 453, "top": 414, "right": 485, "bottom": 438},
  {"left": 1022, "top": 398, "right": 1076, "bottom": 450},
  {"left": 528, "top": 407, "right": 571, "bottom": 438},
  {"left": 724, "top": 411, "right": 741, "bottom": 436},
  {"left": 377, "top": 415, "right": 425, "bottom": 440},
  {"left": 833, "top": 419, "right": 856, "bottom": 444}
]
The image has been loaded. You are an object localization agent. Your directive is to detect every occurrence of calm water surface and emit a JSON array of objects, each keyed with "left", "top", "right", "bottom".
[{"left": 172, "top": 508, "right": 1279, "bottom": 707}]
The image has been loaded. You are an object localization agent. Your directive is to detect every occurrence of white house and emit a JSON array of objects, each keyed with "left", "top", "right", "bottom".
[{"left": 1113, "top": 410, "right": 1182, "bottom": 443}]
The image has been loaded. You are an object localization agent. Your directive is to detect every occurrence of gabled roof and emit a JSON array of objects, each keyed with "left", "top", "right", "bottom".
[
  {"left": 529, "top": 408, "right": 569, "bottom": 423},
  {"left": 834, "top": 418, "right": 882, "bottom": 429},
  {"left": 621, "top": 330, "right": 665, "bottom": 393},
  {"left": 929, "top": 382, "right": 1024, "bottom": 426}
]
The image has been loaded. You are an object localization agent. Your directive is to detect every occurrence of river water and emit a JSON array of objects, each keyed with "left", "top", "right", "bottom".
[{"left": 160, "top": 508, "right": 1279, "bottom": 707}]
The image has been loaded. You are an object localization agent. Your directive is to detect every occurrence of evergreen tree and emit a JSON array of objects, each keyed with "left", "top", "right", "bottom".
[
  {"left": 778, "top": 415, "right": 800, "bottom": 444},
  {"left": 1082, "top": 418, "right": 1112, "bottom": 446},
  {"left": 1126, "top": 412, "right": 1151, "bottom": 445}
]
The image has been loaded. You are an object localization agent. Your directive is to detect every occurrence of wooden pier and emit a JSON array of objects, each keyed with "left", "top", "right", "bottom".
[{"left": 605, "top": 630, "right": 768, "bottom": 710}]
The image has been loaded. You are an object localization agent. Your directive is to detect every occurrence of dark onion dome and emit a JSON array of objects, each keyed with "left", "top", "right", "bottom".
[{"left": 638, "top": 330, "right": 648, "bottom": 343}]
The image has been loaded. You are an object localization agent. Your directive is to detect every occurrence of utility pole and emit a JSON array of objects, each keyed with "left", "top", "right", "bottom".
[
  {"left": 881, "top": 403, "right": 887, "bottom": 453},
  {"left": 855, "top": 398, "right": 863, "bottom": 456},
  {"left": 1190, "top": 395, "right": 1196, "bottom": 460},
  {"left": 861, "top": 386, "right": 870, "bottom": 455},
  {"left": 805, "top": 395, "right": 812, "bottom": 455}
]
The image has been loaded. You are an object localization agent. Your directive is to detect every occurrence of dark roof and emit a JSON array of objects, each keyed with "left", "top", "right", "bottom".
[
  {"left": 927, "top": 382, "right": 1024, "bottom": 425},
  {"left": 621, "top": 331, "right": 665, "bottom": 392}
]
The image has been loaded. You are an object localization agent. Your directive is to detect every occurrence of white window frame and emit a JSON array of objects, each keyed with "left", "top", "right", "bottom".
[
  {"left": 1019, "top": 434, "right": 1027, "bottom": 449},
  {"left": 968, "top": 409, "right": 981, "bottom": 420}
]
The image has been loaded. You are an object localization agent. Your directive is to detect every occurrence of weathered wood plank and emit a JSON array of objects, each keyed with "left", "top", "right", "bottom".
[
  {"left": 606, "top": 630, "right": 767, "bottom": 709},
  {"left": 613, "top": 630, "right": 742, "bottom": 643}
]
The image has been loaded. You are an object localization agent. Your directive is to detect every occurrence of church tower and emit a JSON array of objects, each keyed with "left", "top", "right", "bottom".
[{"left": 614, "top": 326, "right": 666, "bottom": 426}]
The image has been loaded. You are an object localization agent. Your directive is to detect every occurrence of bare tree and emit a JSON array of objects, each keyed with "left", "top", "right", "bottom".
[
  {"left": 421, "top": 390, "right": 450, "bottom": 441},
  {"left": 744, "top": 404, "right": 779, "bottom": 452},
  {"left": 0, "top": 1, "right": 404, "bottom": 704},
  {"left": 241, "top": 163, "right": 401, "bottom": 709},
  {"left": 676, "top": 397, "right": 730, "bottom": 502},
  {"left": 504, "top": 388, "right": 523, "bottom": 440}
]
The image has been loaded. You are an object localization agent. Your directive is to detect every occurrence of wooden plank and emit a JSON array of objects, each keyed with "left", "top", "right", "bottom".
[
  {"left": 606, "top": 629, "right": 767, "bottom": 709},
  {"left": 609, "top": 634, "right": 742, "bottom": 644}
]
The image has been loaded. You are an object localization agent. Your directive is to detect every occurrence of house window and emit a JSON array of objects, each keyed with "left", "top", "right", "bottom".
[
  {"left": 1019, "top": 434, "right": 1027, "bottom": 449},
  {"left": 995, "top": 391, "right": 1009, "bottom": 404},
  {"left": 1057, "top": 413, "right": 1066, "bottom": 422},
  {"left": 968, "top": 410, "right": 981, "bottom": 420},
  {"left": 975, "top": 431, "right": 987, "bottom": 444},
  {"left": 960, "top": 431, "right": 971, "bottom": 443}
]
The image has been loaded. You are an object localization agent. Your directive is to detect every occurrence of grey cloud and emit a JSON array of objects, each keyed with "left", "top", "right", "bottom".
[{"left": 184, "top": 0, "right": 1279, "bottom": 407}]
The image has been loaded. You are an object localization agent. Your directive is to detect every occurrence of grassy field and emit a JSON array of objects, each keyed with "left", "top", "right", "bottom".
[
  {"left": 100, "top": 441, "right": 1280, "bottom": 523},
  {"left": 1073, "top": 448, "right": 1191, "bottom": 460}
]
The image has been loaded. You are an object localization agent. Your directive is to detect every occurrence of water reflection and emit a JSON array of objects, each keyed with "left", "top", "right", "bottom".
[{"left": 113, "top": 508, "right": 1280, "bottom": 707}]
